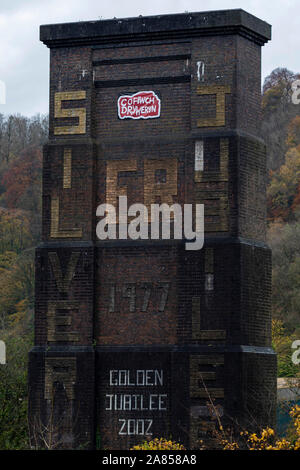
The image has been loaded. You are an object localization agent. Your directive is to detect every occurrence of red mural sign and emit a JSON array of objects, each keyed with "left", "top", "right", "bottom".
[{"left": 118, "top": 91, "right": 161, "bottom": 120}]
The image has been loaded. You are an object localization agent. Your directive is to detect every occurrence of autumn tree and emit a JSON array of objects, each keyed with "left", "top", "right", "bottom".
[
  {"left": 268, "top": 220, "right": 300, "bottom": 329},
  {"left": 1, "top": 146, "right": 42, "bottom": 215},
  {"left": 262, "top": 68, "right": 300, "bottom": 170},
  {"left": 0, "top": 113, "right": 48, "bottom": 164},
  {"left": 267, "top": 146, "right": 300, "bottom": 221}
]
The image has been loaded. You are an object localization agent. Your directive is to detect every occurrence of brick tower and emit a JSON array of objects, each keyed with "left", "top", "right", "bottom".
[{"left": 28, "top": 9, "right": 277, "bottom": 450}]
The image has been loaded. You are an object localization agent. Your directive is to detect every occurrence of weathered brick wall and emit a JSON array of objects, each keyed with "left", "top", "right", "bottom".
[
  {"left": 96, "top": 245, "right": 178, "bottom": 345},
  {"left": 236, "top": 36, "right": 262, "bottom": 136},
  {"left": 29, "top": 10, "right": 276, "bottom": 450}
]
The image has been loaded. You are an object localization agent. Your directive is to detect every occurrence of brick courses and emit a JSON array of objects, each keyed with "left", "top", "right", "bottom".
[{"left": 28, "top": 10, "right": 276, "bottom": 450}]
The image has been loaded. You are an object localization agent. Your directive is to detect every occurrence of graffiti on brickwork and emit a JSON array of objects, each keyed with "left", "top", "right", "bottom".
[{"left": 118, "top": 91, "right": 161, "bottom": 120}]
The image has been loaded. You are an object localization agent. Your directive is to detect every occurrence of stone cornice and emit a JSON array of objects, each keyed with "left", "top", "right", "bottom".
[{"left": 40, "top": 9, "right": 271, "bottom": 48}]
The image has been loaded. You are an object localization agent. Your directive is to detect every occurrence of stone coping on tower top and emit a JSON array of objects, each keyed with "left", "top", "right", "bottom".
[{"left": 40, "top": 9, "right": 271, "bottom": 48}]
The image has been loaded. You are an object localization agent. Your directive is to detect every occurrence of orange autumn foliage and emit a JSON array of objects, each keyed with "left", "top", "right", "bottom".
[{"left": 1, "top": 146, "right": 42, "bottom": 210}]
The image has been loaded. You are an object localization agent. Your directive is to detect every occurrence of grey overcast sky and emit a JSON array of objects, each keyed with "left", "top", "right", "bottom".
[{"left": 0, "top": 0, "right": 299, "bottom": 116}]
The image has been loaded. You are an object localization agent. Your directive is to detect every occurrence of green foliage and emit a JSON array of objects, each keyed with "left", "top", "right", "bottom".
[
  {"left": 0, "top": 251, "right": 17, "bottom": 271},
  {"left": 267, "top": 147, "right": 300, "bottom": 222},
  {"left": 0, "top": 250, "right": 35, "bottom": 328},
  {"left": 262, "top": 68, "right": 300, "bottom": 171},
  {"left": 131, "top": 437, "right": 186, "bottom": 450},
  {"left": 0, "top": 328, "right": 33, "bottom": 449},
  {"left": 272, "top": 320, "right": 299, "bottom": 377},
  {"left": 268, "top": 221, "right": 300, "bottom": 329},
  {"left": 0, "top": 146, "right": 42, "bottom": 214},
  {"left": 264, "top": 68, "right": 300, "bottom": 357},
  {"left": 0, "top": 210, "right": 33, "bottom": 254},
  {"left": 0, "top": 112, "right": 43, "bottom": 449}
]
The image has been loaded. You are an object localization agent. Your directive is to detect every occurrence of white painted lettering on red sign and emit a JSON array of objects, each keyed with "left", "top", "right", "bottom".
[{"left": 118, "top": 91, "right": 161, "bottom": 120}]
